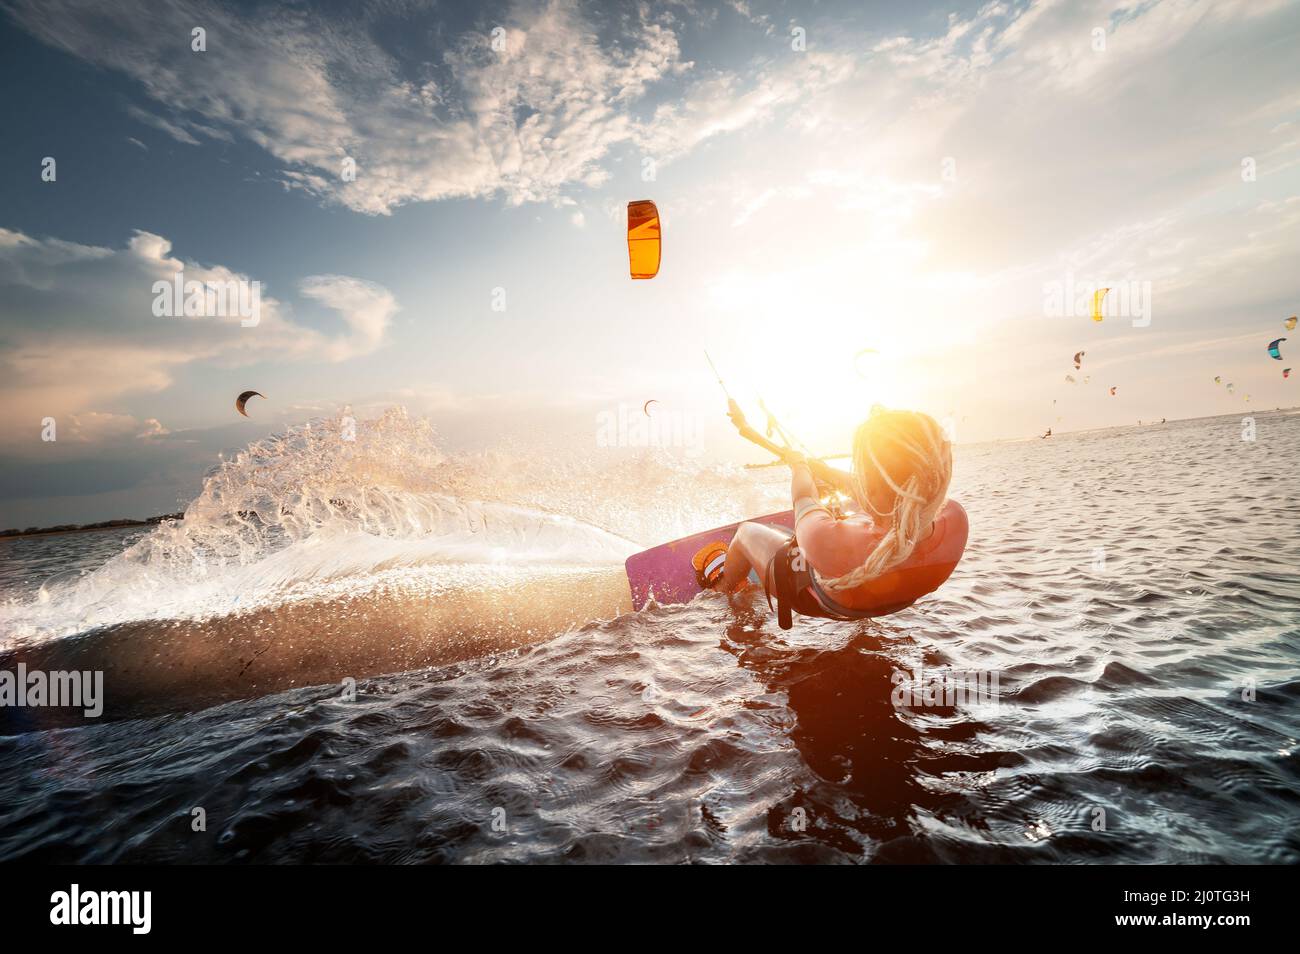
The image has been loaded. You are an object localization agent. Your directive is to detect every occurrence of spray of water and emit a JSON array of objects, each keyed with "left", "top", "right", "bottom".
[{"left": 2, "top": 407, "right": 783, "bottom": 645}]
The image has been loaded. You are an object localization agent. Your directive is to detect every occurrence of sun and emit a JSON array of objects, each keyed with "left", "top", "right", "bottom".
[{"left": 706, "top": 269, "right": 960, "bottom": 453}]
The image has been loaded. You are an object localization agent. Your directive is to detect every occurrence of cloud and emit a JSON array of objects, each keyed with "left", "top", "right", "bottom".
[
  {"left": 136, "top": 418, "right": 170, "bottom": 439},
  {"left": 658, "top": 0, "right": 1300, "bottom": 334},
  {"left": 4, "top": 0, "right": 700, "bottom": 214},
  {"left": 123, "top": 104, "right": 236, "bottom": 146},
  {"left": 125, "top": 105, "right": 201, "bottom": 146},
  {"left": 0, "top": 227, "right": 396, "bottom": 446},
  {"left": 47, "top": 411, "right": 171, "bottom": 444},
  {"left": 0, "top": 0, "right": 878, "bottom": 218},
  {"left": 61, "top": 412, "right": 140, "bottom": 443},
  {"left": 724, "top": 1, "right": 773, "bottom": 33},
  {"left": 298, "top": 275, "right": 398, "bottom": 362}
]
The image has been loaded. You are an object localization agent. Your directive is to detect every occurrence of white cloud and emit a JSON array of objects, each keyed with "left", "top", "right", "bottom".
[
  {"left": 50, "top": 412, "right": 172, "bottom": 444},
  {"left": 125, "top": 105, "right": 201, "bottom": 146},
  {"left": 299, "top": 275, "right": 398, "bottom": 362},
  {"left": 136, "top": 417, "right": 170, "bottom": 439},
  {"left": 6, "top": 0, "right": 696, "bottom": 215},
  {"left": 0, "top": 227, "right": 396, "bottom": 445},
  {"left": 672, "top": 0, "right": 1300, "bottom": 333}
]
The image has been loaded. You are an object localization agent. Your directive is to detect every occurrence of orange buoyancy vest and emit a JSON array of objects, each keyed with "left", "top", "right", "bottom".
[{"left": 805, "top": 499, "right": 969, "bottom": 619}]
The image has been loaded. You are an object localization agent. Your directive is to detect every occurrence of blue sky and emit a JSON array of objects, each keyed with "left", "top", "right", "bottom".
[{"left": 1, "top": 0, "right": 1299, "bottom": 526}]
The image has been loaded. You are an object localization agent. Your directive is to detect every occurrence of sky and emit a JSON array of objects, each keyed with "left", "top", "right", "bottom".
[{"left": 1, "top": 0, "right": 1298, "bottom": 527}]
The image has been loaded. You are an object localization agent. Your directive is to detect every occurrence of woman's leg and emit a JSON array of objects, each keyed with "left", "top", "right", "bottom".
[{"left": 720, "top": 522, "right": 791, "bottom": 592}]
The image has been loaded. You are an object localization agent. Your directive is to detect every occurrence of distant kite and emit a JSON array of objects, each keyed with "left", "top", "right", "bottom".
[
  {"left": 236, "top": 390, "right": 265, "bottom": 417},
  {"left": 1285, "top": 368, "right": 1292, "bottom": 379},
  {"left": 642, "top": 399, "right": 659, "bottom": 416},
  {"left": 1286, "top": 316, "right": 1297, "bottom": 331},
  {"left": 1065, "top": 374, "right": 1076, "bottom": 384},
  {"left": 627, "top": 200, "right": 661, "bottom": 279},
  {"left": 1214, "top": 376, "right": 1222, "bottom": 384},
  {"left": 1073, "top": 350, "right": 1085, "bottom": 370},
  {"left": 1091, "top": 288, "right": 1110, "bottom": 322},
  {"left": 1108, "top": 386, "right": 1118, "bottom": 396},
  {"left": 1268, "top": 337, "right": 1286, "bottom": 360}
]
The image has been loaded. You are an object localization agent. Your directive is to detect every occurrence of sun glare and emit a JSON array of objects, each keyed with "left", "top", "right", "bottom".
[{"left": 707, "top": 261, "right": 966, "bottom": 452}]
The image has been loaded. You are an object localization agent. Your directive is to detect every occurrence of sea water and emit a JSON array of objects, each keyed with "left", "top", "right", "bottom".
[{"left": 0, "top": 409, "right": 1297, "bottom": 862}]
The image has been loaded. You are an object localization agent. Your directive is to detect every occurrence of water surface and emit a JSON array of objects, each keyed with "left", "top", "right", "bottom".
[{"left": 1, "top": 412, "right": 1297, "bottom": 863}]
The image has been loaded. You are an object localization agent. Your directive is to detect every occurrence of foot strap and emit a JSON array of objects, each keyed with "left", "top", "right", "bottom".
[{"left": 692, "top": 541, "right": 729, "bottom": 589}]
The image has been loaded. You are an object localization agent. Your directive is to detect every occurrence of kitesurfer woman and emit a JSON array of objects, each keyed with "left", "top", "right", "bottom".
[{"left": 694, "top": 405, "right": 967, "bottom": 629}]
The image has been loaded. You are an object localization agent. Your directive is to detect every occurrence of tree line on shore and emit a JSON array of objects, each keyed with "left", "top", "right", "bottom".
[{"left": 1, "top": 513, "right": 185, "bottom": 538}]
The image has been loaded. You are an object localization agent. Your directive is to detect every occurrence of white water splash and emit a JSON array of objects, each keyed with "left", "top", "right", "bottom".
[{"left": 2, "top": 407, "right": 781, "bottom": 645}]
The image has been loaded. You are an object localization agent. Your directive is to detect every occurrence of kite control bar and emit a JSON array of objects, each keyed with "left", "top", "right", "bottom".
[
  {"left": 744, "top": 454, "right": 850, "bottom": 470},
  {"left": 705, "top": 351, "right": 846, "bottom": 498},
  {"left": 726, "top": 399, "right": 797, "bottom": 462},
  {"left": 728, "top": 399, "right": 844, "bottom": 492}
]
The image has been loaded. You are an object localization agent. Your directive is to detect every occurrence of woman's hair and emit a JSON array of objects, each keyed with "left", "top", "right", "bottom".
[{"left": 817, "top": 407, "right": 952, "bottom": 591}]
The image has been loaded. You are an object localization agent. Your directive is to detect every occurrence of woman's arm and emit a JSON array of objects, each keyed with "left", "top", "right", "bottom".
[
  {"left": 805, "top": 457, "right": 856, "bottom": 498},
  {"left": 789, "top": 454, "right": 856, "bottom": 502},
  {"left": 790, "top": 460, "right": 835, "bottom": 528},
  {"left": 790, "top": 459, "right": 820, "bottom": 505}
]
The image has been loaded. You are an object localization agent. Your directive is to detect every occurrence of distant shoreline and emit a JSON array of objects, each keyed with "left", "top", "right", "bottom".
[{"left": 0, "top": 513, "right": 184, "bottom": 541}]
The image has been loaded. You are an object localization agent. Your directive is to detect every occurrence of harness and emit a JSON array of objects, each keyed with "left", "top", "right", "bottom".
[{"left": 767, "top": 536, "right": 880, "bottom": 630}]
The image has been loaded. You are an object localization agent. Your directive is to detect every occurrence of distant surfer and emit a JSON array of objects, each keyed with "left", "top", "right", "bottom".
[{"left": 694, "top": 404, "right": 967, "bottom": 629}]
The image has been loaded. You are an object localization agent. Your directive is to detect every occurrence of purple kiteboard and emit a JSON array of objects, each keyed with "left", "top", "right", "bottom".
[{"left": 625, "top": 510, "right": 795, "bottom": 610}]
